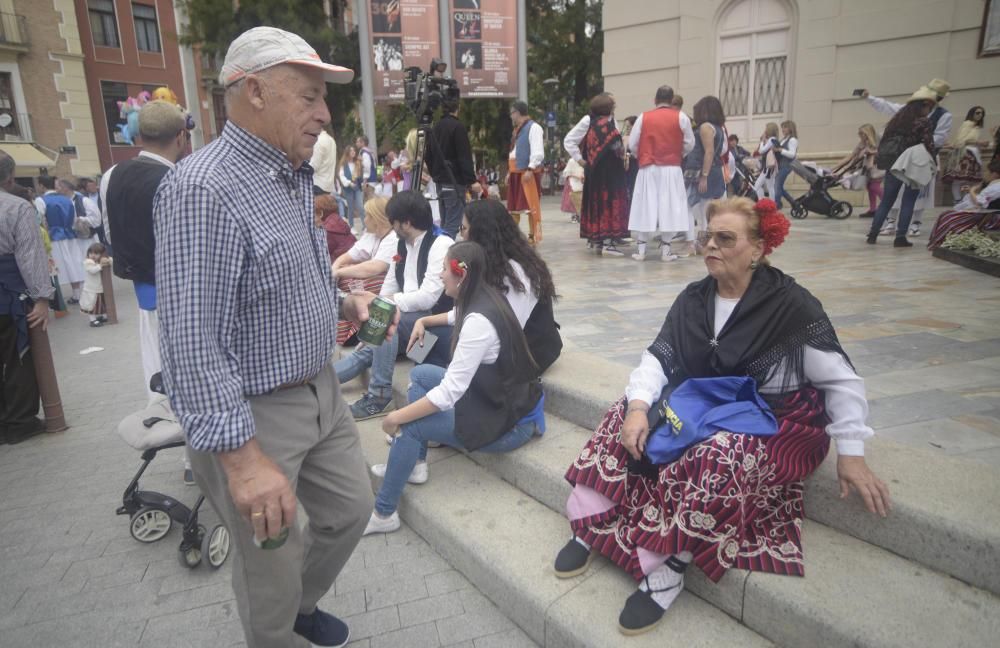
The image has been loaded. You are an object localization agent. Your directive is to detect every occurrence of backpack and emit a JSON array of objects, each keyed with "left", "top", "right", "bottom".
[
  {"left": 72, "top": 194, "right": 95, "bottom": 239},
  {"left": 876, "top": 133, "right": 909, "bottom": 171}
]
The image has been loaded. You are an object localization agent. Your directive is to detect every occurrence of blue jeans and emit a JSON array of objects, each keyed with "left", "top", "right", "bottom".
[
  {"left": 332, "top": 311, "right": 452, "bottom": 399},
  {"left": 869, "top": 172, "right": 920, "bottom": 239},
  {"left": 374, "top": 364, "right": 542, "bottom": 515},
  {"left": 438, "top": 185, "right": 466, "bottom": 239},
  {"left": 774, "top": 164, "right": 796, "bottom": 209},
  {"left": 341, "top": 186, "right": 364, "bottom": 230},
  {"left": 333, "top": 193, "right": 350, "bottom": 227}
]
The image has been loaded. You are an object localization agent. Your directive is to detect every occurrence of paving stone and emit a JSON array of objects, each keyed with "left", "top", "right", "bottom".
[
  {"left": 398, "top": 591, "right": 466, "bottom": 627},
  {"left": 370, "top": 621, "right": 441, "bottom": 648},
  {"left": 342, "top": 606, "right": 401, "bottom": 641},
  {"left": 364, "top": 574, "right": 428, "bottom": 611},
  {"left": 424, "top": 569, "right": 475, "bottom": 596},
  {"left": 473, "top": 627, "right": 538, "bottom": 648},
  {"left": 434, "top": 603, "right": 515, "bottom": 645}
]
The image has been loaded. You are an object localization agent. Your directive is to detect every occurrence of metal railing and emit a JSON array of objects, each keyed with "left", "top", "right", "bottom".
[
  {"left": 0, "top": 112, "right": 33, "bottom": 141},
  {"left": 0, "top": 12, "right": 28, "bottom": 47}
]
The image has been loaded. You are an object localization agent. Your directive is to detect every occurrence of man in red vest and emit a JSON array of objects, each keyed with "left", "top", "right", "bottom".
[{"left": 627, "top": 85, "right": 695, "bottom": 261}]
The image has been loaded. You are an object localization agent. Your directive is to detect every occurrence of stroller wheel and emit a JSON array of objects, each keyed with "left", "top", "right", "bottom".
[
  {"left": 130, "top": 507, "right": 172, "bottom": 543},
  {"left": 203, "top": 525, "right": 231, "bottom": 569},
  {"left": 178, "top": 544, "right": 202, "bottom": 569},
  {"left": 790, "top": 202, "right": 808, "bottom": 220},
  {"left": 830, "top": 201, "right": 853, "bottom": 220}
]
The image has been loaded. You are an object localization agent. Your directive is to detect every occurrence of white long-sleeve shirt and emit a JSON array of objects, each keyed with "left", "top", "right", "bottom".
[
  {"left": 308, "top": 131, "right": 338, "bottom": 193},
  {"left": 624, "top": 294, "right": 873, "bottom": 456},
  {"left": 508, "top": 121, "right": 544, "bottom": 169},
  {"left": 867, "top": 95, "right": 953, "bottom": 148},
  {"left": 564, "top": 115, "right": 620, "bottom": 164},
  {"left": 777, "top": 136, "right": 798, "bottom": 160},
  {"left": 627, "top": 108, "right": 696, "bottom": 161},
  {"left": 378, "top": 230, "right": 453, "bottom": 312}
]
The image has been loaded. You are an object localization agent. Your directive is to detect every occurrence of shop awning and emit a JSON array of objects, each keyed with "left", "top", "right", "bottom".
[{"left": 0, "top": 142, "right": 55, "bottom": 170}]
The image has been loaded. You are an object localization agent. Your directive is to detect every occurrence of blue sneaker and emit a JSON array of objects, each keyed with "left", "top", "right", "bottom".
[
  {"left": 350, "top": 393, "right": 395, "bottom": 421},
  {"left": 293, "top": 608, "right": 350, "bottom": 647}
]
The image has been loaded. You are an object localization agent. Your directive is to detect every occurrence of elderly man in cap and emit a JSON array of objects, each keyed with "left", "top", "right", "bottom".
[
  {"left": 862, "top": 79, "right": 953, "bottom": 236},
  {"left": 154, "top": 27, "right": 394, "bottom": 648},
  {"left": 0, "top": 151, "right": 53, "bottom": 444}
]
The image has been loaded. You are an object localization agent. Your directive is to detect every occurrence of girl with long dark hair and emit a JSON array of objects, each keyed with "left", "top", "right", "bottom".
[
  {"left": 866, "top": 89, "right": 937, "bottom": 248},
  {"left": 579, "top": 94, "right": 630, "bottom": 256},
  {"left": 364, "top": 241, "right": 547, "bottom": 535}
]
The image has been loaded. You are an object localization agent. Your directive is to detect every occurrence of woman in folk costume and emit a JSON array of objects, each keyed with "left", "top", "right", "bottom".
[
  {"left": 578, "top": 94, "right": 630, "bottom": 256},
  {"left": 553, "top": 197, "right": 890, "bottom": 636},
  {"left": 941, "top": 106, "right": 988, "bottom": 203},
  {"left": 627, "top": 85, "right": 696, "bottom": 262},
  {"left": 507, "top": 101, "right": 545, "bottom": 244},
  {"left": 928, "top": 157, "right": 1000, "bottom": 250}
]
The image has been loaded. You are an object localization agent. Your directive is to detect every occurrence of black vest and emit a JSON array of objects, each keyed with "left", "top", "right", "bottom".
[
  {"left": 453, "top": 293, "right": 542, "bottom": 451},
  {"left": 394, "top": 231, "right": 454, "bottom": 314},
  {"left": 106, "top": 156, "right": 171, "bottom": 283},
  {"left": 523, "top": 297, "right": 562, "bottom": 376}
]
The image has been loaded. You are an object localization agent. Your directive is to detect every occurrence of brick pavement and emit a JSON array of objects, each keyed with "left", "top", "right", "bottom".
[
  {"left": 0, "top": 283, "right": 536, "bottom": 647},
  {"left": 3, "top": 193, "right": 999, "bottom": 646}
]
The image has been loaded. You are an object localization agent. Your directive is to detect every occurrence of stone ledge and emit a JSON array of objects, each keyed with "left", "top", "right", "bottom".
[{"left": 932, "top": 247, "right": 1000, "bottom": 277}]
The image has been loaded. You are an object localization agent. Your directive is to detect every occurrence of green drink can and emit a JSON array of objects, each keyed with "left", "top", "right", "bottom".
[
  {"left": 253, "top": 526, "right": 289, "bottom": 550},
  {"left": 357, "top": 296, "right": 396, "bottom": 346}
]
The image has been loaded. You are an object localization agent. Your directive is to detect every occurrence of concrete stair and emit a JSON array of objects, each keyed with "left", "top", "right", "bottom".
[{"left": 351, "top": 351, "right": 1000, "bottom": 647}]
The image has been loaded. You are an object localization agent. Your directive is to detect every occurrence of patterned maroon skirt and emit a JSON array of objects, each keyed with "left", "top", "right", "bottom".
[{"left": 565, "top": 388, "right": 830, "bottom": 583}]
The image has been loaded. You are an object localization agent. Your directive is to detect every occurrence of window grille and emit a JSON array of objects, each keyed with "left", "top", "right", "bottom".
[
  {"left": 753, "top": 56, "right": 786, "bottom": 115},
  {"left": 719, "top": 61, "right": 749, "bottom": 117}
]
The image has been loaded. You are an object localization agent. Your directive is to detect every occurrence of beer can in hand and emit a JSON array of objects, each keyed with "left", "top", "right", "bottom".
[{"left": 357, "top": 296, "right": 396, "bottom": 346}]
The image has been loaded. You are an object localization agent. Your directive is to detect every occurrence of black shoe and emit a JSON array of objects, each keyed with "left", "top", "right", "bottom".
[
  {"left": 89, "top": 320, "right": 104, "bottom": 328},
  {"left": 349, "top": 393, "right": 395, "bottom": 421},
  {"left": 67, "top": 297, "right": 79, "bottom": 305},
  {"left": 554, "top": 538, "right": 594, "bottom": 578},
  {"left": 858, "top": 210, "right": 875, "bottom": 218},
  {"left": 893, "top": 237, "right": 913, "bottom": 248},
  {"left": 294, "top": 608, "right": 350, "bottom": 647},
  {"left": 866, "top": 233, "right": 878, "bottom": 245},
  {"left": 5, "top": 418, "right": 46, "bottom": 445},
  {"left": 618, "top": 588, "right": 669, "bottom": 636}
]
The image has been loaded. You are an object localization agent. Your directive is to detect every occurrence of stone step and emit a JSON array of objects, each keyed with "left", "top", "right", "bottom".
[
  {"left": 537, "top": 350, "right": 1000, "bottom": 597},
  {"left": 352, "top": 411, "right": 773, "bottom": 648},
  {"left": 458, "top": 414, "right": 1000, "bottom": 647}
]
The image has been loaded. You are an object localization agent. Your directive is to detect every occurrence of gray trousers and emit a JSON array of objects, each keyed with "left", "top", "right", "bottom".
[{"left": 190, "top": 364, "right": 374, "bottom": 648}]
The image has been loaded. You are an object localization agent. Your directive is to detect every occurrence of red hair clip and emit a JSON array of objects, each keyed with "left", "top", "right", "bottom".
[{"left": 449, "top": 258, "right": 467, "bottom": 277}]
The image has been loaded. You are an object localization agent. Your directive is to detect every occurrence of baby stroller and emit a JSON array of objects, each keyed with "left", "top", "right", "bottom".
[
  {"left": 730, "top": 156, "right": 760, "bottom": 201},
  {"left": 115, "top": 374, "right": 231, "bottom": 569},
  {"left": 787, "top": 160, "right": 853, "bottom": 220}
]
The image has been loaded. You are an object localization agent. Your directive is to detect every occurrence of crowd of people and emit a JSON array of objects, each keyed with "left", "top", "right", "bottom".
[{"left": 1, "top": 22, "right": 997, "bottom": 648}]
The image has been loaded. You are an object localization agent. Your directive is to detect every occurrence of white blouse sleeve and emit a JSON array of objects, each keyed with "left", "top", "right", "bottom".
[
  {"left": 624, "top": 350, "right": 669, "bottom": 407},
  {"left": 425, "top": 313, "right": 498, "bottom": 411},
  {"left": 803, "top": 346, "right": 873, "bottom": 456},
  {"left": 779, "top": 137, "right": 798, "bottom": 159}
]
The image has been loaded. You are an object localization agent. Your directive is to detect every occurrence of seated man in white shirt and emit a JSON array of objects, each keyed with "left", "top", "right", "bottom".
[{"left": 334, "top": 190, "right": 454, "bottom": 420}]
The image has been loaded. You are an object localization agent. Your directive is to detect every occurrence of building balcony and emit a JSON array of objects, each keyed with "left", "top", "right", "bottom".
[
  {"left": 0, "top": 112, "right": 33, "bottom": 142},
  {"left": 0, "top": 12, "right": 28, "bottom": 51}
]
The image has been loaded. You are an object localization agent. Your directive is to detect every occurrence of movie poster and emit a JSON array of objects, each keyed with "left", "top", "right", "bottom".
[
  {"left": 369, "top": 0, "right": 441, "bottom": 101},
  {"left": 449, "top": 0, "right": 518, "bottom": 97}
]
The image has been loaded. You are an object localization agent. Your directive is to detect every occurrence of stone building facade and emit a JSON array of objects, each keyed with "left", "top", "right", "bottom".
[{"left": 602, "top": 0, "right": 1000, "bottom": 155}]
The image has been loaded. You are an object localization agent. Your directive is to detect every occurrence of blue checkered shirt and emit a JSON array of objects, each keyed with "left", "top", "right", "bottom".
[{"left": 154, "top": 122, "right": 338, "bottom": 452}]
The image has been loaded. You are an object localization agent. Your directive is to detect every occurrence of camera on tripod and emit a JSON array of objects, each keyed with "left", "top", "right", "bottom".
[{"left": 403, "top": 59, "right": 460, "bottom": 124}]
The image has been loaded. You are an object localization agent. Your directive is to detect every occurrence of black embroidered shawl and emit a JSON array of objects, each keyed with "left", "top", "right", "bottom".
[{"left": 648, "top": 265, "right": 852, "bottom": 395}]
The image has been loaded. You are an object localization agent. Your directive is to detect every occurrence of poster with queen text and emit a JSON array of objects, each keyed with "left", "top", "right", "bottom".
[{"left": 450, "top": 0, "right": 518, "bottom": 98}]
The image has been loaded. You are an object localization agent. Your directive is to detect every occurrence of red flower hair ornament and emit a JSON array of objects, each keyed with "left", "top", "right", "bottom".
[
  {"left": 754, "top": 198, "right": 790, "bottom": 257},
  {"left": 449, "top": 258, "right": 468, "bottom": 277}
]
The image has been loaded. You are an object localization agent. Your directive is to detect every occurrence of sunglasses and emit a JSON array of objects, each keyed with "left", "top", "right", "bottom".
[{"left": 696, "top": 230, "right": 742, "bottom": 248}]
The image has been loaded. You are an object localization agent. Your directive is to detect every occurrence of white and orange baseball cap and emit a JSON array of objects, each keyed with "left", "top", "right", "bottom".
[{"left": 220, "top": 27, "right": 354, "bottom": 87}]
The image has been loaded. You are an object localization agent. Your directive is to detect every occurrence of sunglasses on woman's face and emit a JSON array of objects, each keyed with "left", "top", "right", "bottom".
[{"left": 696, "top": 230, "right": 741, "bottom": 248}]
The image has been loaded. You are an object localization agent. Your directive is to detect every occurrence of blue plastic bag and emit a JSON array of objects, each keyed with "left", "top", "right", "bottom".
[{"left": 645, "top": 376, "right": 778, "bottom": 465}]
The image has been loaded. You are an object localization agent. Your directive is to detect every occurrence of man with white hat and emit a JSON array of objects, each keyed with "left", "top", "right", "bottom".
[
  {"left": 154, "top": 27, "right": 395, "bottom": 648},
  {"left": 861, "top": 79, "right": 952, "bottom": 235}
]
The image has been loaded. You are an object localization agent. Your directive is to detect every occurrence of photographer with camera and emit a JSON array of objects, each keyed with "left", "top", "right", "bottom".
[{"left": 424, "top": 95, "right": 480, "bottom": 238}]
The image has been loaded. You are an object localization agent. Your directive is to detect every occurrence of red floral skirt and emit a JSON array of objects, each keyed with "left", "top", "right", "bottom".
[
  {"left": 565, "top": 388, "right": 830, "bottom": 583},
  {"left": 927, "top": 209, "right": 1000, "bottom": 250}
]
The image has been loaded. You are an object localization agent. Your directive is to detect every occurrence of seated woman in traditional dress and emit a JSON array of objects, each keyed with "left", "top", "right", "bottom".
[
  {"left": 928, "top": 157, "right": 1000, "bottom": 250},
  {"left": 363, "top": 241, "right": 547, "bottom": 535},
  {"left": 553, "top": 197, "right": 891, "bottom": 636},
  {"left": 331, "top": 197, "right": 398, "bottom": 345}
]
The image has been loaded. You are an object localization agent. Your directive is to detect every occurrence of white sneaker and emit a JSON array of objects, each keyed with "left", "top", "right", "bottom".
[
  {"left": 909, "top": 225, "right": 921, "bottom": 236},
  {"left": 661, "top": 250, "right": 679, "bottom": 262},
  {"left": 631, "top": 252, "right": 646, "bottom": 261},
  {"left": 371, "top": 461, "right": 428, "bottom": 484},
  {"left": 880, "top": 222, "right": 896, "bottom": 235},
  {"left": 363, "top": 511, "right": 400, "bottom": 535},
  {"left": 602, "top": 246, "right": 625, "bottom": 257}
]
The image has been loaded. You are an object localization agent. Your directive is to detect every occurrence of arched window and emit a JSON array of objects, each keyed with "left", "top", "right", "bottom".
[{"left": 717, "top": 0, "right": 793, "bottom": 141}]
